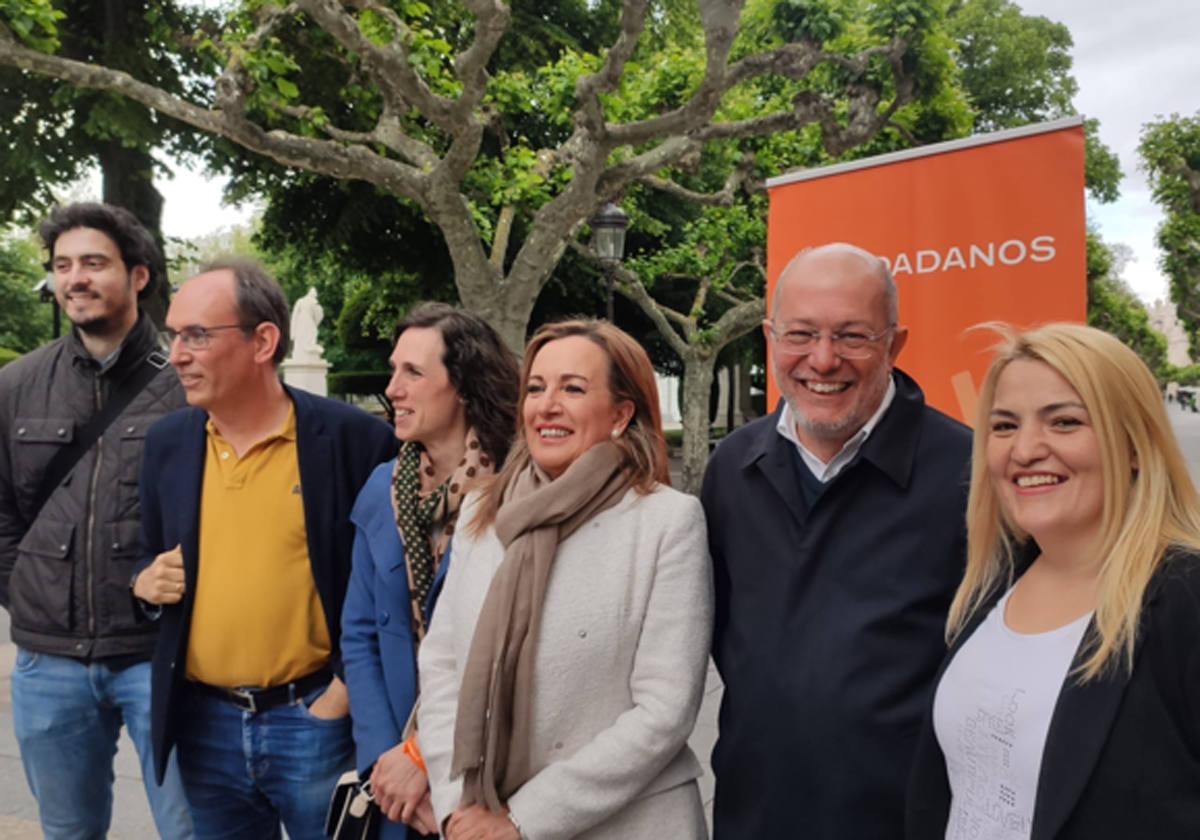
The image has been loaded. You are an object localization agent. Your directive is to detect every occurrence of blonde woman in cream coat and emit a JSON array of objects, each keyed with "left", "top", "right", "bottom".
[{"left": 418, "top": 320, "right": 713, "bottom": 840}]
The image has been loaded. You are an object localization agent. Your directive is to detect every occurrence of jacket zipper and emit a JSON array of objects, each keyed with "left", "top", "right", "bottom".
[{"left": 84, "top": 375, "right": 102, "bottom": 638}]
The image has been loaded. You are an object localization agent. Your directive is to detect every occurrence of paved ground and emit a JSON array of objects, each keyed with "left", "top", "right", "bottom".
[{"left": 3, "top": 402, "right": 1198, "bottom": 837}]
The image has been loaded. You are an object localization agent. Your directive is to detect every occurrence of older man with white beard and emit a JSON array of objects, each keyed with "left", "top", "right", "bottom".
[{"left": 701, "top": 243, "right": 972, "bottom": 839}]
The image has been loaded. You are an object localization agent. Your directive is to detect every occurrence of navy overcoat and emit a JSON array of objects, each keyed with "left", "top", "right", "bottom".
[{"left": 701, "top": 370, "right": 971, "bottom": 839}]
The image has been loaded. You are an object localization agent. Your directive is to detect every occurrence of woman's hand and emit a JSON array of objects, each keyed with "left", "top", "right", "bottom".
[
  {"left": 445, "top": 804, "right": 520, "bottom": 840},
  {"left": 370, "top": 743, "right": 435, "bottom": 833}
]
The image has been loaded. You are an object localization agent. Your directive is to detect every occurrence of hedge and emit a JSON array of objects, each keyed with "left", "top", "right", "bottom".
[{"left": 328, "top": 370, "right": 390, "bottom": 397}]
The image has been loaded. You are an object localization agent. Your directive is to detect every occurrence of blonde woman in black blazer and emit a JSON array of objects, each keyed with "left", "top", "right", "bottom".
[{"left": 906, "top": 323, "right": 1200, "bottom": 840}]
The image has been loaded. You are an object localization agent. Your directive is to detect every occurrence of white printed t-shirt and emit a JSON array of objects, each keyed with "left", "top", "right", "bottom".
[{"left": 933, "top": 587, "right": 1092, "bottom": 840}]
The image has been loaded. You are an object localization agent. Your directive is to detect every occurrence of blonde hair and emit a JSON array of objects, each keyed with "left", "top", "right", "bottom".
[
  {"left": 471, "top": 320, "right": 671, "bottom": 533},
  {"left": 948, "top": 322, "right": 1200, "bottom": 680}
]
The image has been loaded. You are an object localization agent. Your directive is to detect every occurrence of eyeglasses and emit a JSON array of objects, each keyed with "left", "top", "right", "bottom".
[
  {"left": 768, "top": 324, "right": 895, "bottom": 359},
  {"left": 163, "top": 324, "right": 249, "bottom": 351}
]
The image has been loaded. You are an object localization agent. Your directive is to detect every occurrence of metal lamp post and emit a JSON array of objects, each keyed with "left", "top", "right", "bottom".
[
  {"left": 589, "top": 202, "right": 629, "bottom": 322},
  {"left": 33, "top": 276, "right": 61, "bottom": 338}
]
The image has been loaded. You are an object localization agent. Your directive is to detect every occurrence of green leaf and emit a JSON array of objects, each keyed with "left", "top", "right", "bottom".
[{"left": 274, "top": 77, "right": 299, "bottom": 99}]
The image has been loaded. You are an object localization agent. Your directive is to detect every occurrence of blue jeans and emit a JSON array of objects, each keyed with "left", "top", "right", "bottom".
[
  {"left": 11, "top": 649, "right": 194, "bottom": 840},
  {"left": 175, "top": 681, "right": 354, "bottom": 840}
]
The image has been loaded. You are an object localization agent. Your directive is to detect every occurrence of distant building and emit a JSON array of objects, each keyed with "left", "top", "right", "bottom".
[{"left": 1149, "top": 299, "right": 1191, "bottom": 367}]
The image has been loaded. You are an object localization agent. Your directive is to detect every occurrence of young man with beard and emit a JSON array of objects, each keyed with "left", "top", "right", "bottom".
[
  {"left": 0, "top": 203, "right": 192, "bottom": 838},
  {"left": 701, "top": 243, "right": 972, "bottom": 839}
]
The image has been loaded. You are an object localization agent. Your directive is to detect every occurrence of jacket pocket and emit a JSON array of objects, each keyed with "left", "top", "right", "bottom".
[
  {"left": 116, "top": 416, "right": 151, "bottom": 519},
  {"left": 11, "top": 417, "right": 75, "bottom": 504},
  {"left": 9, "top": 519, "right": 76, "bottom": 634},
  {"left": 99, "top": 520, "right": 143, "bottom": 631}
]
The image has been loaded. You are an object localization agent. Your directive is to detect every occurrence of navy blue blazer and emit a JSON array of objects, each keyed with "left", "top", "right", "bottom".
[
  {"left": 136, "top": 386, "right": 396, "bottom": 783},
  {"left": 702, "top": 370, "right": 971, "bottom": 840},
  {"left": 907, "top": 550, "right": 1200, "bottom": 840},
  {"left": 341, "top": 460, "right": 451, "bottom": 840}
]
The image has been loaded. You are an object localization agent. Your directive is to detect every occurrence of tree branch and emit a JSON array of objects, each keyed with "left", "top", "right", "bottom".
[
  {"left": 709, "top": 295, "right": 765, "bottom": 343},
  {"left": 569, "top": 240, "right": 693, "bottom": 356},
  {"left": 0, "top": 25, "right": 431, "bottom": 204},
  {"left": 604, "top": 0, "right": 743, "bottom": 146},
  {"left": 299, "top": 0, "right": 455, "bottom": 130},
  {"left": 715, "top": 286, "right": 756, "bottom": 306},
  {"left": 573, "top": 0, "right": 652, "bottom": 137},
  {"left": 490, "top": 205, "right": 515, "bottom": 268},
  {"left": 453, "top": 0, "right": 510, "bottom": 118},
  {"left": 637, "top": 152, "right": 759, "bottom": 206}
]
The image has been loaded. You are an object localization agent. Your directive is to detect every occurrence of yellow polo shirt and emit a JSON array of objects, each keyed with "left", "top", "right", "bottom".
[{"left": 185, "top": 404, "right": 331, "bottom": 688}]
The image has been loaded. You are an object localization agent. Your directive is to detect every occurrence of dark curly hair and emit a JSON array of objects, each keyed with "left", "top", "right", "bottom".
[
  {"left": 395, "top": 303, "right": 520, "bottom": 467},
  {"left": 39, "top": 202, "right": 164, "bottom": 301}
]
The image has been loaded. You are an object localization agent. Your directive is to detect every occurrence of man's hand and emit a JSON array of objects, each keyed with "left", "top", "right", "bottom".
[
  {"left": 306, "top": 675, "right": 350, "bottom": 720},
  {"left": 132, "top": 545, "right": 185, "bottom": 605},
  {"left": 370, "top": 743, "right": 434, "bottom": 832},
  {"left": 446, "top": 804, "right": 520, "bottom": 840}
]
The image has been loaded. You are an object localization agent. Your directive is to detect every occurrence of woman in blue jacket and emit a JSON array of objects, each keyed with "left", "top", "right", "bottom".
[{"left": 341, "top": 303, "right": 518, "bottom": 838}]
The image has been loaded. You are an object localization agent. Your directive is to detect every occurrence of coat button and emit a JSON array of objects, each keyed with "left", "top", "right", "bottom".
[
  {"left": 126, "top": 425, "right": 135, "bottom": 434},
  {"left": 379, "top": 611, "right": 390, "bottom": 626},
  {"left": 59, "top": 544, "right": 68, "bottom": 552},
  {"left": 56, "top": 428, "right": 66, "bottom": 437},
  {"left": 16, "top": 428, "right": 25, "bottom": 436},
  {"left": 577, "top": 629, "right": 587, "bottom": 638},
  {"left": 112, "top": 541, "right": 121, "bottom": 550},
  {"left": 554, "top": 741, "right": 563, "bottom": 750}
]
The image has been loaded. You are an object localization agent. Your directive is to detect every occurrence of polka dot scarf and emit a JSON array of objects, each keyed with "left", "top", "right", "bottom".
[{"left": 391, "top": 428, "right": 492, "bottom": 639}]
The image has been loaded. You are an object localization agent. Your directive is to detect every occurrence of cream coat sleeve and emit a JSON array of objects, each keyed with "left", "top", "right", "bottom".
[{"left": 506, "top": 493, "right": 714, "bottom": 840}]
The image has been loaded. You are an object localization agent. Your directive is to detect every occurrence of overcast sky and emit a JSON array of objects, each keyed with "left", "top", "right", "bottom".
[
  {"left": 159, "top": 0, "right": 1200, "bottom": 303},
  {"left": 1012, "top": 0, "right": 1199, "bottom": 302}
]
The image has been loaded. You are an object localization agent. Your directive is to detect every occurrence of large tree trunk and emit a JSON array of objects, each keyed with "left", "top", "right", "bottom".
[
  {"left": 679, "top": 352, "right": 716, "bottom": 495},
  {"left": 100, "top": 140, "right": 168, "bottom": 325},
  {"left": 96, "top": 0, "right": 169, "bottom": 326},
  {"left": 737, "top": 356, "right": 757, "bottom": 421},
  {"left": 455, "top": 280, "right": 537, "bottom": 355}
]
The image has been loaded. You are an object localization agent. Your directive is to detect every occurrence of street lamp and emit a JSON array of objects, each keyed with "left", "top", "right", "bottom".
[
  {"left": 33, "top": 276, "right": 61, "bottom": 338},
  {"left": 590, "top": 202, "right": 629, "bottom": 322}
]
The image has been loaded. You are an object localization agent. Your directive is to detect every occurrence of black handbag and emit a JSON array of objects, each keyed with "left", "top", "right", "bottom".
[{"left": 325, "top": 770, "right": 381, "bottom": 840}]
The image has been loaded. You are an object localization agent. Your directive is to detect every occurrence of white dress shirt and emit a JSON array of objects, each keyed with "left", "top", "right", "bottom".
[{"left": 775, "top": 375, "right": 897, "bottom": 482}]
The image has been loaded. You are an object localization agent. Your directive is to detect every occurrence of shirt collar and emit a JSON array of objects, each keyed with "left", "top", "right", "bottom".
[
  {"left": 776, "top": 374, "right": 897, "bottom": 483},
  {"left": 206, "top": 400, "right": 297, "bottom": 446}
]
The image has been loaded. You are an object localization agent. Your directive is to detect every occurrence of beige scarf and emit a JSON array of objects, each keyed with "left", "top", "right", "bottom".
[{"left": 451, "top": 441, "right": 631, "bottom": 811}]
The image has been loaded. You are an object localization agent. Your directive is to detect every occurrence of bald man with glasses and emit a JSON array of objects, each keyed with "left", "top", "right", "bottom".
[{"left": 702, "top": 243, "right": 973, "bottom": 839}]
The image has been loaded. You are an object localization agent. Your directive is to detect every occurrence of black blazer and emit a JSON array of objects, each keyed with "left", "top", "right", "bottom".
[
  {"left": 907, "top": 550, "right": 1200, "bottom": 840},
  {"left": 136, "top": 386, "right": 395, "bottom": 783},
  {"left": 702, "top": 370, "right": 971, "bottom": 839}
]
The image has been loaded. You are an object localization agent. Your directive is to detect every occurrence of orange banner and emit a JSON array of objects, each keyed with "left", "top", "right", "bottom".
[{"left": 766, "top": 118, "right": 1087, "bottom": 423}]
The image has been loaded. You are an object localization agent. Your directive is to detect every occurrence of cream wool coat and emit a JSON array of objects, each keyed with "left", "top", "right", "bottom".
[{"left": 418, "top": 484, "right": 713, "bottom": 840}]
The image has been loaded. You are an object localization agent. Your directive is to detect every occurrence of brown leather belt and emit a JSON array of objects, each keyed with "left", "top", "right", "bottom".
[{"left": 189, "top": 667, "right": 332, "bottom": 714}]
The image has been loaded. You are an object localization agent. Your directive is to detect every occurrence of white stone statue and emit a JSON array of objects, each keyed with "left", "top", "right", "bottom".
[{"left": 290, "top": 287, "right": 324, "bottom": 362}]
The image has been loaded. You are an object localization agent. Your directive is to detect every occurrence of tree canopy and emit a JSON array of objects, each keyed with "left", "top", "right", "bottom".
[
  {"left": 0, "top": 0, "right": 216, "bottom": 322},
  {"left": 1140, "top": 112, "right": 1200, "bottom": 356},
  {"left": 0, "top": 232, "right": 52, "bottom": 352},
  {"left": 0, "top": 0, "right": 969, "bottom": 352}
]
